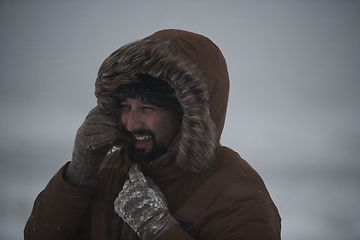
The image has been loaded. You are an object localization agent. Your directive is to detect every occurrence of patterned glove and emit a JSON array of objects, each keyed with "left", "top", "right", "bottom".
[
  {"left": 65, "top": 106, "right": 121, "bottom": 187},
  {"left": 114, "top": 164, "right": 179, "bottom": 240}
]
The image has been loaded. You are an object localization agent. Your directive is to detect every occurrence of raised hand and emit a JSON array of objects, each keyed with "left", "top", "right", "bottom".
[
  {"left": 65, "top": 106, "right": 121, "bottom": 187},
  {"left": 114, "top": 164, "right": 179, "bottom": 240}
]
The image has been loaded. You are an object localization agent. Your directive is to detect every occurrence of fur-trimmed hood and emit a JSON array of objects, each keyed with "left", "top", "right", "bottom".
[{"left": 95, "top": 29, "right": 229, "bottom": 173}]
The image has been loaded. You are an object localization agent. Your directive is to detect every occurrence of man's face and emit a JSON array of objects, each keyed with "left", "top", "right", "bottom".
[{"left": 120, "top": 98, "right": 182, "bottom": 162}]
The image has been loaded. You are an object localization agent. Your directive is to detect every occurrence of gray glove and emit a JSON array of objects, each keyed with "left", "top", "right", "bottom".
[
  {"left": 65, "top": 106, "right": 121, "bottom": 187},
  {"left": 114, "top": 164, "right": 179, "bottom": 240}
]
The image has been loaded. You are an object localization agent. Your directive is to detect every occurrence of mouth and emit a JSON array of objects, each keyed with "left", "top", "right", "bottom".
[
  {"left": 134, "top": 135, "right": 152, "bottom": 143},
  {"left": 132, "top": 134, "right": 152, "bottom": 152}
]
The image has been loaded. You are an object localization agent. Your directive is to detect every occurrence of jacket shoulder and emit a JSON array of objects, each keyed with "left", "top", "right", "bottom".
[
  {"left": 173, "top": 146, "right": 281, "bottom": 239},
  {"left": 214, "top": 146, "right": 263, "bottom": 181}
]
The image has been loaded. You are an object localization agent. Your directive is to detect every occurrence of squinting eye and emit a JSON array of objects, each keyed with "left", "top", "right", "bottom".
[
  {"left": 120, "top": 104, "right": 130, "bottom": 111},
  {"left": 142, "top": 106, "right": 155, "bottom": 111}
]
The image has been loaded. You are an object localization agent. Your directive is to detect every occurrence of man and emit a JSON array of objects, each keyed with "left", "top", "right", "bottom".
[{"left": 25, "top": 29, "right": 281, "bottom": 240}]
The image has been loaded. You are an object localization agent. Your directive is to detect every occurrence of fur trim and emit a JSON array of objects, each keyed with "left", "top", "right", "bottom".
[{"left": 95, "top": 38, "right": 217, "bottom": 173}]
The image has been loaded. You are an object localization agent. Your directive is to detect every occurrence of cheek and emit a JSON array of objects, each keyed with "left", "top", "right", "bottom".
[
  {"left": 120, "top": 113, "right": 127, "bottom": 126},
  {"left": 162, "top": 115, "right": 182, "bottom": 139},
  {"left": 170, "top": 118, "right": 182, "bottom": 137}
]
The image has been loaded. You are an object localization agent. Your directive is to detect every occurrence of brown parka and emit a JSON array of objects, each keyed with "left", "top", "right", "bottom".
[{"left": 25, "top": 29, "right": 281, "bottom": 240}]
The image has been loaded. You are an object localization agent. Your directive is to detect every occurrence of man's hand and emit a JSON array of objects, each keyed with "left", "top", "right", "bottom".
[
  {"left": 65, "top": 106, "right": 121, "bottom": 187},
  {"left": 114, "top": 164, "right": 179, "bottom": 240}
]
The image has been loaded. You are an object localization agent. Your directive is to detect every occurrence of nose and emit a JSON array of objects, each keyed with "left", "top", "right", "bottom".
[{"left": 121, "top": 109, "right": 144, "bottom": 133}]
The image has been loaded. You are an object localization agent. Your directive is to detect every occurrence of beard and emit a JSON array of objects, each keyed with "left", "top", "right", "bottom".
[
  {"left": 125, "top": 130, "right": 168, "bottom": 162},
  {"left": 127, "top": 143, "right": 167, "bottom": 162}
]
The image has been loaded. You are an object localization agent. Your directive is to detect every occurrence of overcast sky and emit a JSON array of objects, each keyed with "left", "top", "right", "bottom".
[{"left": 1, "top": 1, "right": 359, "bottom": 239}]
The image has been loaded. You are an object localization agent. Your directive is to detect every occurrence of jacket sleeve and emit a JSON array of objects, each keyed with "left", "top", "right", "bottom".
[
  {"left": 24, "top": 162, "right": 94, "bottom": 240},
  {"left": 159, "top": 225, "right": 196, "bottom": 240}
]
